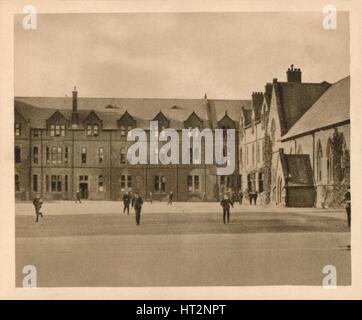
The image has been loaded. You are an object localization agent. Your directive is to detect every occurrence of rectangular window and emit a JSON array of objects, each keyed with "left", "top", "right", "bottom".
[
  {"left": 64, "top": 147, "right": 69, "bottom": 164},
  {"left": 15, "top": 174, "right": 20, "bottom": 192},
  {"left": 51, "top": 147, "right": 57, "bottom": 164},
  {"left": 50, "top": 125, "right": 55, "bottom": 137},
  {"left": 187, "top": 175, "right": 200, "bottom": 193},
  {"left": 15, "top": 146, "right": 21, "bottom": 163},
  {"left": 33, "top": 129, "right": 39, "bottom": 138},
  {"left": 120, "top": 175, "right": 131, "bottom": 189},
  {"left": 60, "top": 125, "right": 66, "bottom": 137},
  {"left": 98, "top": 175, "right": 104, "bottom": 191},
  {"left": 65, "top": 175, "right": 68, "bottom": 192},
  {"left": 98, "top": 147, "right": 104, "bottom": 164},
  {"left": 45, "top": 175, "right": 49, "bottom": 192},
  {"left": 93, "top": 124, "right": 99, "bottom": 136},
  {"left": 57, "top": 147, "right": 62, "bottom": 164},
  {"left": 155, "top": 175, "right": 166, "bottom": 192},
  {"left": 86, "top": 125, "right": 92, "bottom": 136},
  {"left": 81, "top": 147, "right": 87, "bottom": 164},
  {"left": 15, "top": 123, "right": 21, "bottom": 136},
  {"left": 55, "top": 125, "right": 61, "bottom": 136},
  {"left": 57, "top": 175, "right": 62, "bottom": 192},
  {"left": 33, "top": 175, "right": 38, "bottom": 192},
  {"left": 46, "top": 147, "right": 50, "bottom": 163},
  {"left": 120, "top": 147, "right": 126, "bottom": 164},
  {"left": 33, "top": 146, "right": 39, "bottom": 164},
  {"left": 120, "top": 125, "right": 126, "bottom": 137},
  {"left": 51, "top": 175, "right": 57, "bottom": 192}
]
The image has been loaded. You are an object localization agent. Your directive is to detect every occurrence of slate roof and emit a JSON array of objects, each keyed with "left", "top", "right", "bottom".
[
  {"left": 274, "top": 81, "right": 331, "bottom": 136},
  {"left": 281, "top": 76, "right": 350, "bottom": 141},
  {"left": 279, "top": 153, "right": 314, "bottom": 187},
  {"left": 15, "top": 97, "right": 251, "bottom": 130}
]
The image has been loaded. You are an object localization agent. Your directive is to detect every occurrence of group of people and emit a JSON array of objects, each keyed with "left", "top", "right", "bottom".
[
  {"left": 121, "top": 191, "right": 144, "bottom": 225},
  {"left": 31, "top": 186, "right": 352, "bottom": 230}
]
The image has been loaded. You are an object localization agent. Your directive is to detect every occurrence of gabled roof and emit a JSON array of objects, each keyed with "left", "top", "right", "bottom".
[
  {"left": 281, "top": 76, "right": 350, "bottom": 141},
  {"left": 241, "top": 106, "right": 253, "bottom": 127},
  {"left": 15, "top": 96, "right": 250, "bottom": 130},
  {"left": 279, "top": 153, "right": 314, "bottom": 187},
  {"left": 274, "top": 81, "right": 331, "bottom": 135},
  {"left": 83, "top": 110, "right": 103, "bottom": 124},
  {"left": 184, "top": 111, "right": 203, "bottom": 126}
]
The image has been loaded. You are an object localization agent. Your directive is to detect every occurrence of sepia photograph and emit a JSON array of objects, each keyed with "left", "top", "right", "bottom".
[{"left": 12, "top": 9, "right": 351, "bottom": 289}]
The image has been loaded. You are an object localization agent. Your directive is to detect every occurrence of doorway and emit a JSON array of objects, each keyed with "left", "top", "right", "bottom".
[{"left": 79, "top": 183, "right": 89, "bottom": 199}]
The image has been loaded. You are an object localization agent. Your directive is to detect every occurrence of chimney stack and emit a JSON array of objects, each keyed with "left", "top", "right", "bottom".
[
  {"left": 71, "top": 86, "right": 79, "bottom": 126},
  {"left": 286, "top": 64, "right": 302, "bottom": 83}
]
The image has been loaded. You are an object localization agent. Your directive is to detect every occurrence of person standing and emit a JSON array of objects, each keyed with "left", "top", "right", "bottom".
[
  {"left": 167, "top": 191, "right": 173, "bottom": 205},
  {"left": 134, "top": 192, "right": 144, "bottom": 226},
  {"left": 131, "top": 192, "right": 135, "bottom": 209},
  {"left": 149, "top": 192, "right": 153, "bottom": 204},
  {"left": 238, "top": 191, "right": 243, "bottom": 205},
  {"left": 75, "top": 189, "right": 82, "bottom": 204},
  {"left": 122, "top": 192, "right": 131, "bottom": 215},
  {"left": 33, "top": 194, "right": 44, "bottom": 223},
  {"left": 344, "top": 186, "right": 351, "bottom": 229},
  {"left": 220, "top": 194, "right": 233, "bottom": 224}
]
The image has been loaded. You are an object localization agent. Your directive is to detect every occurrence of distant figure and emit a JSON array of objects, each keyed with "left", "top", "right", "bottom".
[
  {"left": 344, "top": 186, "right": 351, "bottom": 229},
  {"left": 149, "top": 192, "right": 153, "bottom": 204},
  {"left": 220, "top": 194, "right": 233, "bottom": 224},
  {"left": 238, "top": 191, "right": 243, "bottom": 205},
  {"left": 33, "top": 195, "right": 43, "bottom": 222},
  {"left": 131, "top": 192, "right": 136, "bottom": 209},
  {"left": 134, "top": 192, "right": 144, "bottom": 226},
  {"left": 202, "top": 192, "right": 206, "bottom": 201},
  {"left": 167, "top": 191, "right": 173, "bottom": 205},
  {"left": 75, "top": 189, "right": 82, "bottom": 204},
  {"left": 122, "top": 192, "right": 131, "bottom": 215},
  {"left": 249, "top": 189, "right": 257, "bottom": 205}
]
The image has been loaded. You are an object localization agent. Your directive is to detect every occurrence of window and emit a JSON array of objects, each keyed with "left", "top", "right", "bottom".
[
  {"left": 120, "top": 147, "right": 126, "bottom": 164},
  {"left": 98, "top": 175, "right": 104, "bottom": 192},
  {"left": 252, "top": 144, "right": 255, "bottom": 165},
  {"left": 316, "top": 141, "right": 323, "bottom": 183},
  {"left": 33, "top": 175, "right": 38, "bottom": 192},
  {"left": 33, "top": 146, "right": 39, "bottom": 164},
  {"left": 51, "top": 147, "right": 57, "bottom": 164},
  {"left": 155, "top": 175, "right": 166, "bottom": 192},
  {"left": 327, "top": 142, "right": 334, "bottom": 184},
  {"left": 33, "top": 130, "right": 39, "bottom": 138},
  {"left": 258, "top": 172, "right": 264, "bottom": 192},
  {"left": 81, "top": 147, "right": 87, "bottom": 164},
  {"left": 120, "top": 175, "right": 132, "bottom": 189},
  {"left": 15, "top": 123, "right": 21, "bottom": 136},
  {"left": 65, "top": 175, "right": 68, "bottom": 192},
  {"left": 247, "top": 173, "right": 256, "bottom": 191},
  {"left": 15, "top": 146, "right": 21, "bottom": 163},
  {"left": 98, "top": 147, "right": 104, "bottom": 164},
  {"left": 187, "top": 175, "right": 200, "bottom": 193},
  {"left": 64, "top": 147, "right": 69, "bottom": 164},
  {"left": 86, "top": 124, "right": 99, "bottom": 137},
  {"left": 15, "top": 174, "right": 20, "bottom": 192},
  {"left": 45, "top": 175, "right": 49, "bottom": 192},
  {"left": 46, "top": 147, "right": 50, "bottom": 163},
  {"left": 120, "top": 125, "right": 126, "bottom": 137},
  {"left": 57, "top": 147, "right": 62, "bottom": 163},
  {"left": 51, "top": 175, "right": 56, "bottom": 192},
  {"left": 50, "top": 124, "right": 65, "bottom": 137}
]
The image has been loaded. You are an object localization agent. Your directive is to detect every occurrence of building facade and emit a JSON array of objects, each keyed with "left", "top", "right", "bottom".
[{"left": 15, "top": 90, "right": 250, "bottom": 201}]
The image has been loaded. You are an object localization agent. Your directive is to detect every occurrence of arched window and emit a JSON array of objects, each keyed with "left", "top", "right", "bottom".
[
  {"left": 270, "top": 119, "right": 276, "bottom": 145},
  {"left": 316, "top": 140, "right": 323, "bottom": 182},
  {"left": 326, "top": 139, "right": 334, "bottom": 184}
]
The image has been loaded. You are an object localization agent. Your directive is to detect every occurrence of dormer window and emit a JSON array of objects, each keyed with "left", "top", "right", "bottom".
[
  {"left": 120, "top": 125, "right": 126, "bottom": 137},
  {"left": 86, "top": 124, "right": 99, "bottom": 137},
  {"left": 50, "top": 124, "right": 66, "bottom": 137},
  {"left": 15, "top": 123, "right": 21, "bottom": 136}
]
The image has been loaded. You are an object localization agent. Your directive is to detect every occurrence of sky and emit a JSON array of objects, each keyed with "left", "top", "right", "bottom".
[{"left": 14, "top": 12, "right": 349, "bottom": 99}]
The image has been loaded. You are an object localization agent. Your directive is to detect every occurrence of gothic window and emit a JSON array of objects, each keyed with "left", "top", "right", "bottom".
[
  {"left": 316, "top": 140, "right": 323, "bottom": 183},
  {"left": 98, "top": 147, "right": 104, "bottom": 164},
  {"left": 15, "top": 123, "right": 21, "bottom": 136},
  {"left": 33, "top": 146, "right": 39, "bottom": 164},
  {"left": 187, "top": 175, "right": 200, "bottom": 193},
  {"left": 15, "top": 146, "right": 21, "bottom": 163},
  {"left": 155, "top": 175, "right": 166, "bottom": 192},
  {"left": 81, "top": 147, "right": 87, "bottom": 164}
]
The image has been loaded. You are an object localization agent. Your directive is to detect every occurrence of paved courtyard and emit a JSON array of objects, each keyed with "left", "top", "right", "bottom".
[{"left": 15, "top": 201, "right": 351, "bottom": 287}]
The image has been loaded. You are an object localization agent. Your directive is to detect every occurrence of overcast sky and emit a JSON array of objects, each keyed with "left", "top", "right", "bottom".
[{"left": 14, "top": 12, "right": 349, "bottom": 99}]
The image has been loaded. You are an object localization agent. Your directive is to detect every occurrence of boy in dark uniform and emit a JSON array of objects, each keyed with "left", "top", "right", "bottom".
[
  {"left": 33, "top": 195, "right": 43, "bottom": 222},
  {"left": 134, "top": 192, "right": 144, "bottom": 226},
  {"left": 122, "top": 192, "right": 131, "bottom": 215},
  {"left": 220, "top": 194, "right": 233, "bottom": 224}
]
